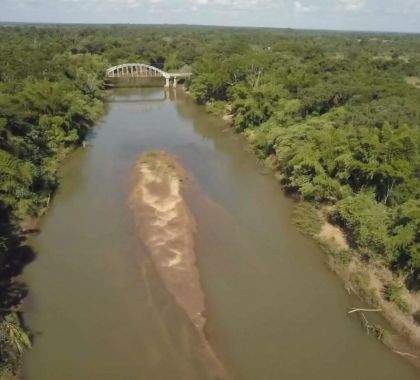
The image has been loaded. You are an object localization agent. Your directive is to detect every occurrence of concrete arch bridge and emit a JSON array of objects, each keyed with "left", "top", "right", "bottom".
[{"left": 106, "top": 63, "right": 192, "bottom": 87}]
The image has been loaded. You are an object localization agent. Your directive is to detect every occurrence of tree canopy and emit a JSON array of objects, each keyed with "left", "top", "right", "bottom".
[{"left": 0, "top": 24, "right": 420, "bottom": 377}]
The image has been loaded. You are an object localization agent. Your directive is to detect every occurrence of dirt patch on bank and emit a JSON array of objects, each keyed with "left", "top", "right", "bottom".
[
  {"left": 319, "top": 222, "right": 349, "bottom": 250},
  {"left": 406, "top": 76, "right": 420, "bottom": 89},
  {"left": 318, "top": 218, "right": 420, "bottom": 364},
  {"left": 128, "top": 151, "right": 227, "bottom": 378}
]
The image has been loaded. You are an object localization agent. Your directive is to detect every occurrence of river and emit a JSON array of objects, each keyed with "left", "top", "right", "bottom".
[{"left": 23, "top": 88, "right": 419, "bottom": 380}]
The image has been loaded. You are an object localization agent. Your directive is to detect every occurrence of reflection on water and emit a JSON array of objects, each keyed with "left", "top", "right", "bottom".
[{"left": 23, "top": 88, "right": 420, "bottom": 380}]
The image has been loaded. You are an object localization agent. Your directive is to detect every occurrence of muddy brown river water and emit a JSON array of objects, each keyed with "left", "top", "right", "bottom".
[{"left": 23, "top": 88, "right": 420, "bottom": 380}]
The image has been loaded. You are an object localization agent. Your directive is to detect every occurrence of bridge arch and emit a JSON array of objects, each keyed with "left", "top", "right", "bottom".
[{"left": 106, "top": 63, "right": 170, "bottom": 79}]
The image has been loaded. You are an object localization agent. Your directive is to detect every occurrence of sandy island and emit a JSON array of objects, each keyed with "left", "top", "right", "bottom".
[{"left": 128, "top": 151, "right": 227, "bottom": 379}]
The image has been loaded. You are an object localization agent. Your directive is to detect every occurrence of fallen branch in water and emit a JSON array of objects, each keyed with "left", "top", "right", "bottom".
[
  {"left": 348, "top": 308, "right": 382, "bottom": 314},
  {"left": 358, "top": 312, "right": 385, "bottom": 342},
  {"left": 393, "top": 350, "right": 419, "bottom": 359}
]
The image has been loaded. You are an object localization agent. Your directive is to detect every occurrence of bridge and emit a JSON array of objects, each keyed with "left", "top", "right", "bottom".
[{"left": 106, "top": 63, "right": 192, "bottom": 88}]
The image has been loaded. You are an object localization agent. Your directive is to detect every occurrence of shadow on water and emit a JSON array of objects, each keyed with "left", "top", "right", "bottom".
[{"left": 0, "top": 209, "right": 37, "bottom": 310}]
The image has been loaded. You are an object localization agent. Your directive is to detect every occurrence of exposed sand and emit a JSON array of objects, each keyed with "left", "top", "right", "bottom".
[
  {"left": 223, "top": 105, "right": 234, "bottom": 124},
  {"left": 319, "top": 220, "right": 420, "bottom": 363},
  {"left": 128, "top": 151, "right": 227, "bottom": 378},
  {"left": 319, "top": 222, "right": 349, "bottom": 250},
  {"left": 128, "top": 151, "right": 205, "bottom": 330}
]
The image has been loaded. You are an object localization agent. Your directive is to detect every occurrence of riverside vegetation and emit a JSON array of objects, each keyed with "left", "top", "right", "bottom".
[
  {"left": 186, "top": 29, "right": 420, "bottom": 349},
  {"left": 0, "top": 26, "right": 106, "bottom": 377},
  {"left": 0, "top": 24, "right": 419, "bottom": 376}
]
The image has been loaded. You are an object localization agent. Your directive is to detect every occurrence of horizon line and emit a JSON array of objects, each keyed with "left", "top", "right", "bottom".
[{"left": 0, "top": 20, "right": 419, "bottom": 36}]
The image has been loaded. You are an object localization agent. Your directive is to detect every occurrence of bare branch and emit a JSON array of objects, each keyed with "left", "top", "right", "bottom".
[
  {"left": 393, "top": 350, "right": 419, "bottom": 359},
  {"left": 348, "top": 308, "right": 382, "bottom": 314}
]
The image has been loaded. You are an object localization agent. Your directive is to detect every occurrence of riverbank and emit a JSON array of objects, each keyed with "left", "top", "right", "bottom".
[
  {"left": 2, "top": 86, "right": 106, "bottom": 378},
  {"left": 293, "top": 203, "right": 420, "bottom": 362},
  {"left": 203, "top": 99, "right": 420, "bottom": 364},
  {"left": 1, "top": 136, "right": 104, "bottom": 379}
]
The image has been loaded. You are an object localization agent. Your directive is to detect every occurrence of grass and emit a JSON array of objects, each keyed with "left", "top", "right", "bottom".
[
  {"left": 292, "top": 202, "right": 323, "bottom": 237},
  {"left": 349, "top": 271, "right": 381, "bottom": 308},
  {"left": 205, "top": 100, "right": 227, "bottom": 117},
  {"left": 383, "top": 281, "right": 410, "bottom": 314},
  {"left": 319, "top": 238, "right": 352, "bottom": 266},
  {"left": 405, "top": 76, "right": 420, "bottom": 89}
]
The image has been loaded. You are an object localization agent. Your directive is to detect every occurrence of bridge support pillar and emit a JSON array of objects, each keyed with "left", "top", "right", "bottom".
[
  {"left": 165, "top": 77, "right": 170, "bottom": 88},
  {"left": 173, "top": 77, "right": 178, "bottom": 88}
]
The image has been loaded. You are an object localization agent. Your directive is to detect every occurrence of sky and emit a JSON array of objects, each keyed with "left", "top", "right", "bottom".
[{"left": 1, "top": 0, "right": 420, "bottom": 33}]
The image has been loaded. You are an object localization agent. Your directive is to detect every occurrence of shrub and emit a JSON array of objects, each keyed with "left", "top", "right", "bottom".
[
  {"left": 334, "top": 193, "right": 390, "bottom": 260},
  {"left": 330, "top": 246, "right": 353, "bottom": 266},
  {"left": 413, "top": 310, "right": 420, "bottom": 325},
  {"left": 350, "top": 271, "right": 380, "bottom": 307},
  {"left": 383, "top": 282, "right": 410, "bottom": 313},
  {"left": 205, "top": 100, "right": 227, "bottom": 116}
]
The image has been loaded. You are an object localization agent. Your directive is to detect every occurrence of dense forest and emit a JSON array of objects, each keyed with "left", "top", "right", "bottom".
[
  {"left": 0, "top": 24, "right": 419, "bottom": 377},
  {"left": 0, "top": 25, "right": 107, "bottom": 377},
  {"left": 186, "top": 29, "right": 420, "bottom": 313}
]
